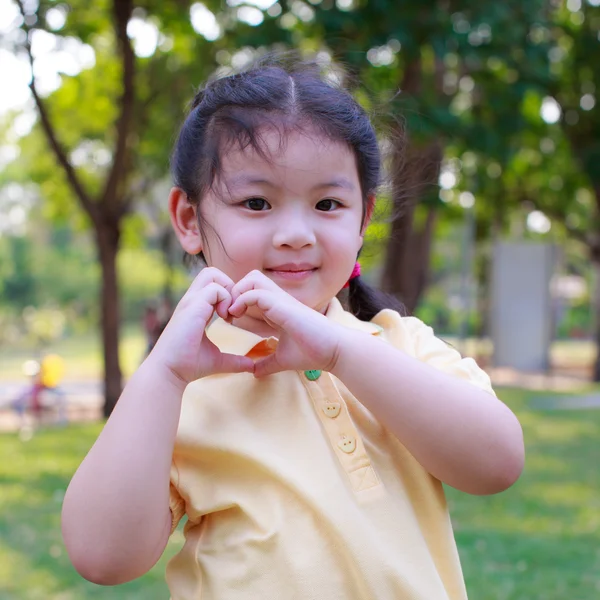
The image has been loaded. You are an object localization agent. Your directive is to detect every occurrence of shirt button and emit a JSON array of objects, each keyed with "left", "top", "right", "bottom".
[
  {"left": 337, "top": 435, "right": 356, "bottom": 454},
  {"left": 304, "top": 370, "right": 321, "bottom": 381},
  {"left": 322, "top": 403, "right": 341, "bottom": 418}
]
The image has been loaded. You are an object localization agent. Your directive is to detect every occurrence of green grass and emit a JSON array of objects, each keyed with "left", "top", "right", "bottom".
[
  {"left": 0, "top": 422, "right": 182, "bottom": 600},
  {"left": 0, "top": 327, "right": 147, "bottom": 381},
  {"left": 1, "top": 389, "right": 599, "bottom": 599},
  {"left": 446, "top": 388, "right": 600, "bottom": 600}
]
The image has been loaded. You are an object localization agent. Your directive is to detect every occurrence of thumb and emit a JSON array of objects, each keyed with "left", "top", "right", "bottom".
[
  {"left": 213, "top": 353, "right": 255, "bottom": 375},
  {"left": 253, "top": 354, "right": 284, "bottom": 378}
]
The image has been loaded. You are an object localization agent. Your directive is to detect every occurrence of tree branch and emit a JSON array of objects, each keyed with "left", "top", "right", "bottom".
[
  {"left": 15, "top": 0, "right": 98, "bottom": 222},
  {"left": 101, "top": 0, "right": 136, "bottom": 214}
]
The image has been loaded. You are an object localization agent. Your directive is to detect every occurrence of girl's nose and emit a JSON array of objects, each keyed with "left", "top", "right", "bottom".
[{"left": 272, "top": 215, "right": 317, "bottom": 249}]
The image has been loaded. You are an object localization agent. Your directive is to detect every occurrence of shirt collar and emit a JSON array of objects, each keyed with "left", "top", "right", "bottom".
[{"left": 206, "top": 297, "right": 382, "bottom": 357}]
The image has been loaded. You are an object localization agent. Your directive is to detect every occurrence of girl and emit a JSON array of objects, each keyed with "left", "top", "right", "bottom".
[{"left": 61, "top": 59, "right": 524, "bottom": 600}]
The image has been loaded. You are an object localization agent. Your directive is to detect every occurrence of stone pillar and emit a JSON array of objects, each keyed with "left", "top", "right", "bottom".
[{"left": 490, "top": 242, "right": 557, "bottom": 371}]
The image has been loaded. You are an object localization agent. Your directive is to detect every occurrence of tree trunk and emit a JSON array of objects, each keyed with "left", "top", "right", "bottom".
[
  {"left": 97, "top": 221, "right": 122, "bottom": 417},
  {"left": 590, "top": 231, "right": 600, "bottom": 380},
  {"left": 411, "top": 205, "right": 438, "bottom": 310},
  {"left": 382, "top": 202, "right": 439, "bottom": 313},
  {"left": 20, "top": 0, "right": 136, "bottom": 416},
  {"left": 382, "top": 199, "right": 415, "bottom": 305},
  {"left": 381, "top": 139, "right": 443, "bottom": 313},
  {"left": 591, "top": 262, "right": 600, "bottom": 381},
  {"left": 380, "top": 50, "right": 444, "bottom": 313},
  {"left": 590, "top": 185, "right": 600, "bottom": 381}
]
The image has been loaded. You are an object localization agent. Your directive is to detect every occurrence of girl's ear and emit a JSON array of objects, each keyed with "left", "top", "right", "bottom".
[
  {"left": 169, "top": 187, "right": 203, "bottom": 255},
  {"left": 360, "top": 194, "right": 376, "bottom": 238}
]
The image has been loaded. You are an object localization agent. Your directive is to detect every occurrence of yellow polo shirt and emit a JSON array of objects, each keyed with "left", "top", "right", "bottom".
[{"left": 167, "top": 298, "right": 494, "bottom": 600}]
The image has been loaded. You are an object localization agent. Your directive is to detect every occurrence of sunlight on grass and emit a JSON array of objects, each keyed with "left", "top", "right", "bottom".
[
  {"left": 526, "top": 418, "right": 597, "bottom": 442},
  {"left": 1, "top": 390, "right": 600, "bottom": 598},
  {"left": 524, "top": 454, "right": 568, "bottom": 473},
  {"left": 446, "top": 387, "right": 600, "bottom": 599},
  {"left": 0, "top": 326, "right": 146, "bottom": 381},
  {"left": 0, "top": 424, "right": 180, "bottom": 599}
]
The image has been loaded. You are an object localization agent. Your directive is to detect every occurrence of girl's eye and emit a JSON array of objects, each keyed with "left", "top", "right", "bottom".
[
  {"left": 316, "top": 199, "right": 341, "bottom": 212},
  {"left": 243, "top": 197, "right": 270, "bottom": 211}
]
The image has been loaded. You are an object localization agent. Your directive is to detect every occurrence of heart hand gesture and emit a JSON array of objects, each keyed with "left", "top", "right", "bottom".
[
  {"left": 150, "top": 268, "right": 254, "bottom": 384},
  {"left": 228, "top": 270, "right": 345, "bottom": 378}
]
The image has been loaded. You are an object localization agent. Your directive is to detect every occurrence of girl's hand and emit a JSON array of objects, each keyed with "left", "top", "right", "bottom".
[
  {"left": 228, "top": 270, "right": 345, "bottom": 378},
  {"left": 149, "top": 267, "right": 254, "bottom": 384}
]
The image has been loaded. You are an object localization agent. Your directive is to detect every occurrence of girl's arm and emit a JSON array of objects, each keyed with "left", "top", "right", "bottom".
[
  {"left": 61, "top": 269, "right": 254, "bottom": 585},
  {"left": 227, "top": 270, "right": 523, "bottom": 496},
  {"left": 330, "top": 327, "right": 524, "bottom": 495},
  {"left": 61, "top": 360, "right": 185, "bottom": 584}
]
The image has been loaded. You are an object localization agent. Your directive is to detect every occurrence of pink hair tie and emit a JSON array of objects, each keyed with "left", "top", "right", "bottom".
[{"left": 343, "top": 262, "right": 361, "bottom": 288}]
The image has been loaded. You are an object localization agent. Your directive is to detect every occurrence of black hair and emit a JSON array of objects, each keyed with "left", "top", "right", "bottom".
[{"left": 171, "top": 55, "right": 406, "bottom": 321}]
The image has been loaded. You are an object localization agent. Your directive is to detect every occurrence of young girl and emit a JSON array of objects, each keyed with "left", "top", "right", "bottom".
[{"left": 61, "top": 60, "right": 524, "bottom": 600}]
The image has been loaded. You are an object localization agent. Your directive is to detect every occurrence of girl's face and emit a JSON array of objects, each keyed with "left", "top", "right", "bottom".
[{"left": 197, "top": 127, "right": 369, "bottom": 321}]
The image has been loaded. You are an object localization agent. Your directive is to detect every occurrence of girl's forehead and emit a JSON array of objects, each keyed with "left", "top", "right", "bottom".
[{"left": 219, "top": 128, "right": 359, "bottom": 184}]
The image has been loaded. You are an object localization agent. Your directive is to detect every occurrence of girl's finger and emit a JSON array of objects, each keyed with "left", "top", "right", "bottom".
[
  {"left": 231, "top": 270, "right": 281, "bottom": 302},
  {"left": 214, "top": 287, "right": 234, "bottom": 320},
  {"left": 228, "top": 289, "right": 275, "bottom": 319},
  {"left": 174, "top": 268, "right": 235, "bottom": 317},
  {"left": 189, "top": 267, "right": 236, "bottom": 295},
  {"left": 198, "top": 283, "right": 233, "bottom": 320},
  {"left": 213, "top": 352, "right": 255, "bottom": 375},
  {"left": 215, "top": 294, "right": 233, "bottom": 321},
  {"left": 253, "top": 354, "right": 283, "bottom": 378}
]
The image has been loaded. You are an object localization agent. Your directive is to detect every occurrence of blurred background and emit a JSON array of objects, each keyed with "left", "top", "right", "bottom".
[{"left": 1, "top": 0, "right": 599, "bottom": 598}]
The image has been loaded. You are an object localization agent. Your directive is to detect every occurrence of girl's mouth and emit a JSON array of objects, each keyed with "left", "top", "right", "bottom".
[{"left": 265, "top": 268, "right": 318, "bottom": 281}]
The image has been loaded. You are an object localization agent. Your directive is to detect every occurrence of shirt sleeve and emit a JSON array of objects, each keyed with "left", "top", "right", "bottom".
[
  {"left": 372, "top": 310, "right": 496, "bottom": 396},
  {"left": 169, "top": 463, "right": 186, "bottom": 534}
]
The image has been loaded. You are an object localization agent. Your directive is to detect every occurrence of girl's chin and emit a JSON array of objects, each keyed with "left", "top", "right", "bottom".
[{"left": 285, "top": 292, "right": 332, "bottom": 315}]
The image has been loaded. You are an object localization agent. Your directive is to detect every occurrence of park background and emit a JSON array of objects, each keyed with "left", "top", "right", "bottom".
[{"left": 1, "top": 0, "right": 600, "bottom": 598}]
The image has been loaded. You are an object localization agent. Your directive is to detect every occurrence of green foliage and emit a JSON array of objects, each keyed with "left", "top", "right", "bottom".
[
  {"left": 4, "top": 0, "right": 600, "bottom": 342},
  {"left": 117, "top": 247, "right": 189, "bottom": 321},
  {"left": 0, "top": 222, "right": 189, "bottom": 341},
  {"left": 0, "top": 236, "right": 37, "bottom": 306},
  {"left": 556, "top": 302, "right": 592, "bottom": 339}
]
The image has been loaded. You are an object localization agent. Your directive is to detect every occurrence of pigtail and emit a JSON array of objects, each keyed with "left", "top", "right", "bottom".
[{"left": 346, "top": 276, "right": 407, "bottom": 322}]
